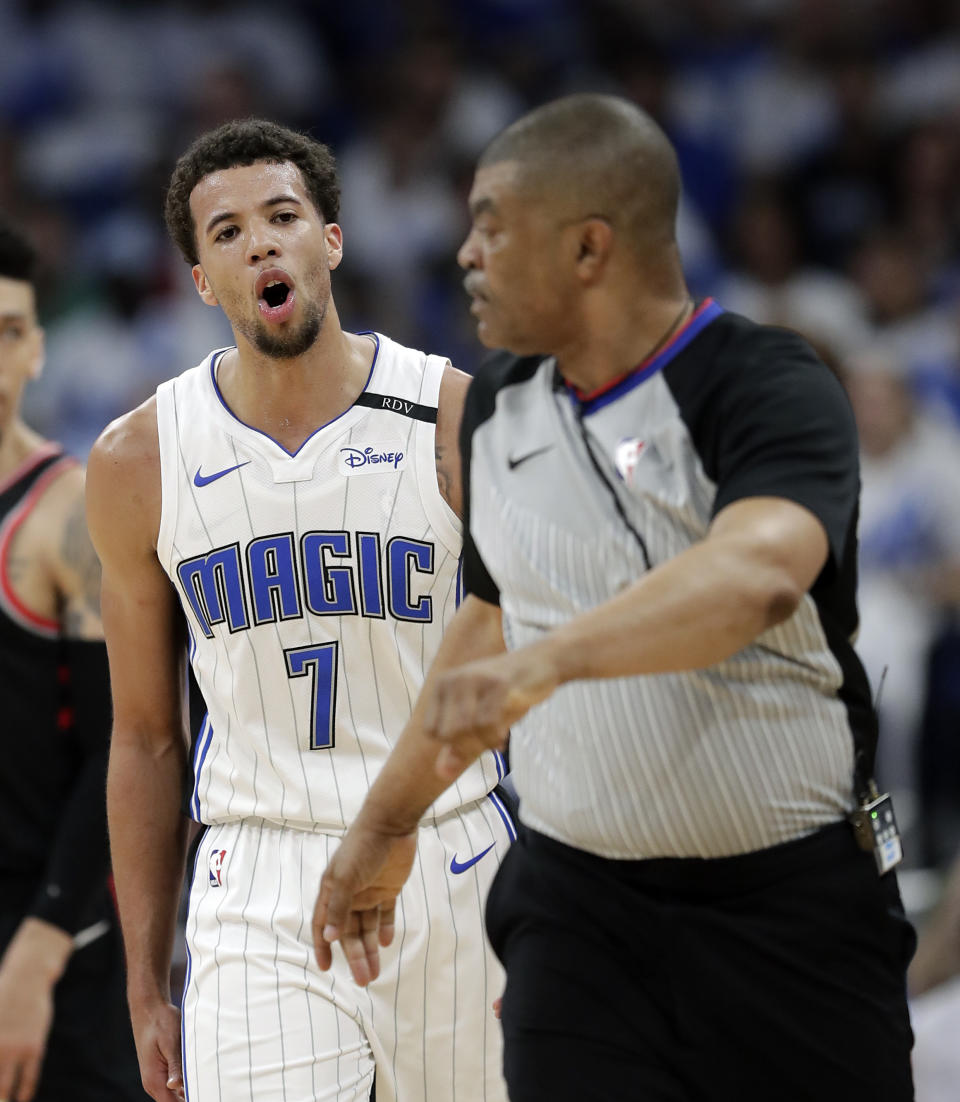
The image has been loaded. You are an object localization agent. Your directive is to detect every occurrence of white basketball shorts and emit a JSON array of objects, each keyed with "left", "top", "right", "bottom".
[{"left": 180, "top": 792, "right": 515, "bottom": 1101}]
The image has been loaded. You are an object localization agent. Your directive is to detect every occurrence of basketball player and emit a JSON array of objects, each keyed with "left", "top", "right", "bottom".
[
  {"left": 85, "top": 120, "right": 512, "bottom": 1102},
  {"left": 315, "top": 95, "right": 915, "bottom": 1100},
  {"left": 0, "top": 220, "right": 147, "bottom": 1102}
]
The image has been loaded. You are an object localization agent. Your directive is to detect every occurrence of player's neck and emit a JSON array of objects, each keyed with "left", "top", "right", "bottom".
[
  {"left": 0, "top": 419, "right": 49, "bottom": 480},
  {"left": 221, "top": 316, "right": 377, "bottom": 453}
]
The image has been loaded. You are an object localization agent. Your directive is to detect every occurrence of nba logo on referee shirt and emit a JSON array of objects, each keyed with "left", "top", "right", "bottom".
[
  {"left": 615, "top": 437, "right": 645, "bottom": 481},
  {"left": 208, "top": 849, "right": 227, "bottom": 887}
]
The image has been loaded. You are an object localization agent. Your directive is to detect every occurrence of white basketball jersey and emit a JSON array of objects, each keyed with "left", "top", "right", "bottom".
[{"left": 156, "top": 333, "right": 503, "bottom": 832}]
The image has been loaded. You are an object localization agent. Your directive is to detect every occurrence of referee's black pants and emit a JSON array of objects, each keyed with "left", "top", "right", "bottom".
[{"left": 485, "top": 821, "right": 916, "bottom": 1102}]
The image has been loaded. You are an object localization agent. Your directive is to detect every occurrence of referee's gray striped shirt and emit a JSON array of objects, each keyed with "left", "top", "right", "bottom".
[{"left": 461, "top": 303, "right": 873, "bottom": 860}]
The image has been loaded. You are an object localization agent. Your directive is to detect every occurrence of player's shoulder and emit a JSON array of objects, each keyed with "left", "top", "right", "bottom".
[
  {"left": 31, "top": 452, "right": 84, "bottom": 511},
  {"left": 87, "top": 394, "right": 160, "bottom": 499},
  {"left": 92, "top": 395, "right": 159, "bottom": 461},
  {"left": 8, "top": 437, "right": 82, "bottom": 534},
  {"left": 86, "top": 396, "right": 163, "bottom": 557},
  {"left": 437, "top": 360, "right": 471, "bottom": 425}
]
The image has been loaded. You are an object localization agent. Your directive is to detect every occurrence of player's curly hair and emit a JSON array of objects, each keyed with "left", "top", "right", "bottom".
[
  {"left": 0, "top": 216, "right": 38, "bottom": 283},
  {"left": 164, "top": 118, "right": 341, "bottom": 265}
]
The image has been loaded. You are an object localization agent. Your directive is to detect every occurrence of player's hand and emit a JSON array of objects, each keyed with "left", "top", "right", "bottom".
[
  {"left": 313, "top": 826, "right": 418, "bottom": 987},
  {"left": 0, "top": 918, "right": 74, "bottom": 1102},
  {"left": 424, "top": 647, "right": 558, "bottom": 779},
  {"left": 129, "top": 999, "right": 185, "bottom": 1102},
  {"left": 0, "top": 963, "right": 55, "bottom": 1102}
]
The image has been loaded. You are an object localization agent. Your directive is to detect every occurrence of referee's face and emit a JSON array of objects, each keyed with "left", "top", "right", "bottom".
[{"left": 458, "top": 161, "right": 581, "bottom": 355}]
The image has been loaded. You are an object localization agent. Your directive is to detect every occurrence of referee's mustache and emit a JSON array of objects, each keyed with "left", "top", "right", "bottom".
[{"left": 463, "top": 276, "right": 487, "bottom": 301}]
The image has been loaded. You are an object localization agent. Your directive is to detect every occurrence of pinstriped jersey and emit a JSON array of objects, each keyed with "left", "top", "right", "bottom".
[
  {"left": 156, "top": 333, "right": 503, "bottom": 832},
  {"left": 462, "top": 302, "right": 873, "bottom": 860}
]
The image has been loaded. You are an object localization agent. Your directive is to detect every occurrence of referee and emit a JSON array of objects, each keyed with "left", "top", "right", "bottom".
[{"left": 315, "top": 94, "right": 915, "bottom": 1101}]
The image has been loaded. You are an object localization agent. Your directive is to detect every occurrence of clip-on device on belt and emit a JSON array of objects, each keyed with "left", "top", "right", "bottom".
[{"left": 847, "top": 668, "right": 902, "bottom": 875}]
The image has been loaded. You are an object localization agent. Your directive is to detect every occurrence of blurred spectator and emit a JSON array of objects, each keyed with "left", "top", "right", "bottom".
[
  {"left": 845, "top": 351, "right": 960, "bottom": 835},
  {"left": 889, "top": 121, "right": 960, "bottom": 274},
  {"left": 22, "top": 212, "right": 231, "bottom": 457},
  {"left": 718, "top": 182, "right": 871, "bottom": 360},
  {"left": 849, "top": 228, "right": 960, "bottom": 424},
  {"left": 337, "top": 31, "right": 517, "bottom": 349},
  {"left": 789, "top": 43, "right": 892, "bottom": 269},
  {"left": 909, "top": 847, "right": 960, "bottom": 1101}
]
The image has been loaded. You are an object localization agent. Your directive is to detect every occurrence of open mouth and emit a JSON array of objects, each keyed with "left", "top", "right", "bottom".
[
  {"left": 262, "top": 280, "right": 290, "bottom": 308},
  {"left": 255, "top": 269, "right": 297, "bottom": 323}
]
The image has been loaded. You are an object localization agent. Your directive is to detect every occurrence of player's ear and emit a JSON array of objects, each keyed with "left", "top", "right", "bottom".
[
  {"left": 324, "top": 223, "right": 344, "bottom": 272},
  {"left": 193, "top": 265, "right": 219, "bottom": 307}
]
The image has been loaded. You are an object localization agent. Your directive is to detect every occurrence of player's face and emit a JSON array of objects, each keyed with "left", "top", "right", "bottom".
[
  {"left": 457, "top": 161, "right": 581, "bottom": 355},
  {"left": 189, "top": 161, "right": 343, "bottom": 359},
  {"left": 0, "top": 276, "right": 43, "bottom": 432}
]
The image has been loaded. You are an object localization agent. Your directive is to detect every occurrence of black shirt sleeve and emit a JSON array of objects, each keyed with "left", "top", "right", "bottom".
[
  {"left": 26, "top": 639, "right": 112, "bottom": 934},
  {"left": 459, "top": 362, "right": 501, "bottom": 606},
  {"left": 708, "top": 324, "right": 860, "bottom": 568}
]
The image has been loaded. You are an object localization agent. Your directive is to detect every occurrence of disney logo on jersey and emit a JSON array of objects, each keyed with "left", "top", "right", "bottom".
[
  {"left": 208, "top": 848, "right": 227, "bottom": 887},
  {"left": 338, "top": 443, "right": 406, "bottom": 475}
]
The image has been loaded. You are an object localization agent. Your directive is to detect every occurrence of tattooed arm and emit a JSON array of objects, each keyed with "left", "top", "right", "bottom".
[
  {"left": 435, "top": 364, "right": 471, "bottom": 520},
  {"left": 53, "top": 467, "right": 105, "bottom": 639},
  {"left": 0, "top": 463, "right": 114, "bottom": 1102}
]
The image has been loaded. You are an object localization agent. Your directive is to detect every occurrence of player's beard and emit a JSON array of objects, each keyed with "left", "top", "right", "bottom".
[{"left": 239, "top": 297, "right": 327, "bottom": 360}]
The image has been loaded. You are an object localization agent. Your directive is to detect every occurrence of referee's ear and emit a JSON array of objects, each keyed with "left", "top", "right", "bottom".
[{"left": 573, "top": 217, "right": 613, "bottom": 283}]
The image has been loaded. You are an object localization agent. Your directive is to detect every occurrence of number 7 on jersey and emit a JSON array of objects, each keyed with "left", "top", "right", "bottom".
[{"left": 284, "top": 642, "right": 338, "bottom": 750}]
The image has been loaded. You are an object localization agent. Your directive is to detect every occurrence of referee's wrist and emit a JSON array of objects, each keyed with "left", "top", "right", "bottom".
[{"left": 357, "top": 794, "right": 423, "bottom": 838}]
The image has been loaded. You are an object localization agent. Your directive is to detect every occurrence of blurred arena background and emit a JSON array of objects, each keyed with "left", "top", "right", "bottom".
[{"left": 3, "top": 0, "right": 960, "bottom": 1091}]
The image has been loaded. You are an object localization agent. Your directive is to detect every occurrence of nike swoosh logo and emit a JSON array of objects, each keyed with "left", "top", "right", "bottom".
[
  {"left": 449, "top": 843, "right": 495, "bottom": 875},
  {"left": 194, "top": 461, "right": 251, "bottom": 487},
  {"left": 508, "top": 444, "right": 553, "bottom": 470}
]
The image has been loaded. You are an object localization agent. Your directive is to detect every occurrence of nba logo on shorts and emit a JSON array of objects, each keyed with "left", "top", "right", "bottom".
[{"left": 208, "top": 848, "right": 227, "bottom": 887}]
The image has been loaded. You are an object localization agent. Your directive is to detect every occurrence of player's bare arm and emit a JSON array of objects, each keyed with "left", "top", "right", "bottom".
[
  {"left": 9, "top": 462, "right": 106, "bottom": 637},
  {"left": 54, "top": 471, "right": 104, "bottom": 639},
  {"left": 434, "top": 363, "right": 470, "bottom": 519},
  {"left": 422, "top": 496, "right": 831, "bottom": 748},
  {"left": 86, "top": 400, "right": 191, "bottom": 1102},
  {"left": 314, "top": 593, "right": 505, "bottom": 985}
]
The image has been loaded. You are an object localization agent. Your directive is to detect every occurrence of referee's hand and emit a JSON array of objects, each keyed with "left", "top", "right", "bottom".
[
  {"left": 424, "top": 648, "right": 557, "bottom": 779},
  {"left": 314, "top": 827, "right": 417, "bottom": 986}
]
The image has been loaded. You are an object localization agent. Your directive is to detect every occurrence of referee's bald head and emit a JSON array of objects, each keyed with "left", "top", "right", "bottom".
[{"left": 477, "top": 94, "right": 681, "bottom": 253}]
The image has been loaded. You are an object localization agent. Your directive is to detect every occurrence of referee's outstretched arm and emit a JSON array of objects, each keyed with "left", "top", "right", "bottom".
[
  {"left": 314, "top": 593, "right": 507, "bottom": 985},
  {"left": 315, "top": 494, "right": 828, "bottom": 987}
]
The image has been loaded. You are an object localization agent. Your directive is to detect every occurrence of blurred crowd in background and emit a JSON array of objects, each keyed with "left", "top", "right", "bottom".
[{"left": 3, "top": 0, "right": 960, "bottom": 890}]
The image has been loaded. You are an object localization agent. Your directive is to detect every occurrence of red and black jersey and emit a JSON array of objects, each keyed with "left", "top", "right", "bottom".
[
  {"left": 0, "top": 445, "right": 77, "bottom": 875},
  {"left": 0, "top": 444, "right": 114, "bottom": 938}
]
